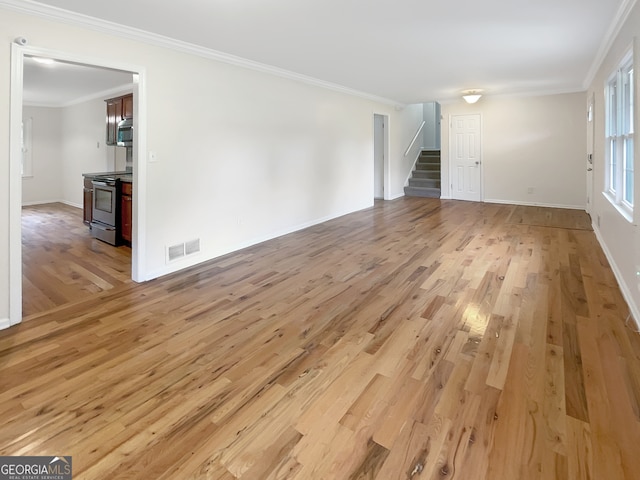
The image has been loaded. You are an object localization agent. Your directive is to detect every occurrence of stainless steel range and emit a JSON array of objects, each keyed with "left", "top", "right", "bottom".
[{"left": 90, "top": 177, "right": 120, "bottom": 245}]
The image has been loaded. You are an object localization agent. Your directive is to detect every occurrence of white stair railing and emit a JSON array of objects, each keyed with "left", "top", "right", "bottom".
[{"left": 404, "top": 121, "right": 425, "bottom": 157}]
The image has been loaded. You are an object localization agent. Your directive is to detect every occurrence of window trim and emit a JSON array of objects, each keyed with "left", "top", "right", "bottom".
[{"left": 604, "top": 47, "right": 634, "bottom": 222}]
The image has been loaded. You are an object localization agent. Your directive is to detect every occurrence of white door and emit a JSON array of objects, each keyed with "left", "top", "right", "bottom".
[
  {"left": 373, "top": 114, "right": 385, "bottom": 199},
  {"left": 451, "top": 114, "right": 482, "bottom": 202},
  {"left": 586, "top": 94, "right": 594, "bottom": 214}
]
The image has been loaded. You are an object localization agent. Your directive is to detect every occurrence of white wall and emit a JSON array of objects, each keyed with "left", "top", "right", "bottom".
[
  {"left": 441, "top": 92, "right": 587, "bottom": 208},
  {"left": 423, "top": 102, "right": 441, "bottom": 150},
  {"left": 586, "top": 2, "right": 640, "bottom": 323},
  {"left": 22, "top": 98, "right": 124, "bottom": 207},
  {"left": 0, "top": 7, "right": 422, "bottom": 322},
  {"left": 60, "top": 98, "right": 125, "bottom": 207},
  {"left": 21, "top": 106, "right": 63, "bottom": 205},
  {"left": 389, "top": 103, "right": 424, "bottom": 198}
]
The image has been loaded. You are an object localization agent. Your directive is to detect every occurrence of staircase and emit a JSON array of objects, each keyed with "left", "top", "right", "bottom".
[{"left": 404, "top": 150, "right": 441, "bottom": 198}]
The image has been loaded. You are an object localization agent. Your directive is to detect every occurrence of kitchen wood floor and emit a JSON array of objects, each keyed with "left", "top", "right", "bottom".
[
  {"left": 3, "top": 197, "right": 640, "bottom": 479},
  {"left": 22, "top": 203, "right": 132, "bottom": 317}
]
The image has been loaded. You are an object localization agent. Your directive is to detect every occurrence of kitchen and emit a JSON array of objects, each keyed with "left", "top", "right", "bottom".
[
  {"left": 22, "top": 56, "right": 136, "bottom": 316},
  {"left": 83, "top": 93, "right": 134, "bottom": 247}
]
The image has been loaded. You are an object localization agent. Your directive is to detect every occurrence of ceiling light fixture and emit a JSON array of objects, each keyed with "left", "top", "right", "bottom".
[{"left": 462, "top": 90, "right": 483, "bottom": 104}]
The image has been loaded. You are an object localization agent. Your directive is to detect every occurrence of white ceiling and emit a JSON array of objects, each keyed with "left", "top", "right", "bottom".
[
  {"left": 19, "top": 0, "right": 627, "bottom": 104},
  {"left": 23, "top": 56, "right": 133, "bottom": 107}
]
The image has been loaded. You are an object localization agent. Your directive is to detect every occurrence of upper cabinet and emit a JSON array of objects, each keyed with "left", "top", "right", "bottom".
[
  {"left": 105, "top": 94, "right": 133, "bottom": 146},
  {"left": 121, "top": 95, "right": 133, "bottom": 120}
]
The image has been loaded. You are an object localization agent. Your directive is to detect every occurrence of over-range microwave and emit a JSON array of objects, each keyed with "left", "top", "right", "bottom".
[{"left": 117, "top": 118, "right": 133, "bottom": 147}]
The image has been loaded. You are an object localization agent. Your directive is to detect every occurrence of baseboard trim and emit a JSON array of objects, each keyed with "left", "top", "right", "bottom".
[
  {"left": 0, "top": 317, "right": 12, "bottom": 331},
  {"left": 22, "top": 200, "right": 82, "bottom": 209},
  {"left": 143, "top": 202, "right": 373, "bottom": 281},
  {"left": 22, "top": 199, "right": 62, "bottom": 206},
  {"left": 435, "top": 198, "right": 583, "bottom": 208},
  {"left": 61, "top": 200, "right": 82, "bottom": 209},
  {"left": 483, "top": 198, "right": 586, "bottom": 210},
  {"left": 592, "top": 223, "right": 640, "bottom": 331}
]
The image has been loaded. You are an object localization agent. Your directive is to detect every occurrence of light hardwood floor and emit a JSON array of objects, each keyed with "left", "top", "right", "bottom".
[
  {"left": 22, "top": 203, "right": 132, "bottom": 317},
  {"left": 3, "top": 198, "right": 640, "bottom": 479}
]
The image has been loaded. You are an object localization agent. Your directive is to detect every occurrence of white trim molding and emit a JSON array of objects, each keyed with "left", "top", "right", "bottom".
[
  {"left": 9, "top": 43, "right": 24, "bottom": 327},
  {"left": 592, "top": 223, "right": 640, "bottom": 331},
  {"left": 24, "top": 83, "right": 135, "bottom": 109},
  {"left": 0, "top": 318, "right": 11, "bottom": 331},
  {"left": 484, "top": 199, "right": 587, "bottom": 210},
  {"left": 0, "top": 0, "right": 404, "bottom": 108},
  {"left": 9, "top": 43, "right": 149, "bottom": 331},
  {"left": 583, "top": 0, "right": 639, "bottom": 89}
]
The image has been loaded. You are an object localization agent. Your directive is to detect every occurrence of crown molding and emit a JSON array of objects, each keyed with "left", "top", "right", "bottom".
[
  {"left": 23, "top": 82, "right": 134, "bottom": 108},
  {"left": 583, "top": 0, "right": 638, "bottom": 89},
  {"left": 61, "top": 83, "right": 134, "bottom": 108},
  {"left": 0, "top": 0, "right": 403, "bottom": 108}
]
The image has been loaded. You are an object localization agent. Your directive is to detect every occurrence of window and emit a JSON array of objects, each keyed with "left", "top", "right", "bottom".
[
  {"left": 21, "top": 117, "right": 33, "bottom": 177},
  {"left": 605, "top": 49, "right": 634, "bottom": 219}
]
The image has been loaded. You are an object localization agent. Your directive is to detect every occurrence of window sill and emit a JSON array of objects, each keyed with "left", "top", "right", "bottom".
[{"left": 603, "top": 191, "right": 634, "bottom": 223}]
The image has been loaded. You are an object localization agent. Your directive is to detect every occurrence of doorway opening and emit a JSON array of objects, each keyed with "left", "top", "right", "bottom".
[
  {"left": 9, "top": 44, "right": 147, "bottom": 326},
  {"left": 373, "top": 113, "right": 389, "bottom": 200}
]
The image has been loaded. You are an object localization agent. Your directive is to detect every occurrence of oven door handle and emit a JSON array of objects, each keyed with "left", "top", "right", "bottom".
[{"left": 92, "top": 181, "right": 112, "bottom": 187}]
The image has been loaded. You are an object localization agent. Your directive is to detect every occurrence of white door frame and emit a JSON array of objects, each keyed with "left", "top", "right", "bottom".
[
  {"left": 449, "top": 113, "right": 483, "bottom": 202},
  {"left": 373, "top": 113, "right": 390, "bottom": 200},
  {"left": 586, "top": 93, "right": 595, "bottom": 214},
  {"left": 8, "top": 43, "right": 148, "bottom": 327}
]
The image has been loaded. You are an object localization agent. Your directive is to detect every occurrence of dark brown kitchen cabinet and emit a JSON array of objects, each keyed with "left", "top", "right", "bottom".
[
  {"left": 120, "top": 182, "right": 133, "bottom": 245},
  {"left": 83, "top": 177, "right": 93, "bottom": 225},
  {"left": 105, "top": 94, "right": 133, "bottom": 146},
  {"left": 122, "top": 95, "right": 133, "bottom": 119},
  {"left": 105, "top": 99, "right": 118, "bottom": 146}
]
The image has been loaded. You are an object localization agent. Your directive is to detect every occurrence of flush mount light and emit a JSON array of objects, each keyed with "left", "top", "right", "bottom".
[
  {"left": 32, "top": 57, "right": 56, "bottom": 65},
  {"left": 462, "top": 90, "right": 483, "bottom": 104}
]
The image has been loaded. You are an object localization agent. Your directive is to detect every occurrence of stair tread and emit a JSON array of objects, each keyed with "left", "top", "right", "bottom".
[
  {"left": 413, "top": 170, "right": 440, "bottom": 177},
  {"left": 404, "top": 186, "right": 441, "bottom": 198},
  {"left": 406, "top": 150, "right": 441, "bottom": 198},
  {"left": 409, "top": 179, "right": 440, "bottom": 187}
]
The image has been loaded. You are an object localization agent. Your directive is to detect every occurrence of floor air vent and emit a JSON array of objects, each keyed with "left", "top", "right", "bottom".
[{"left": 167, "top": 239, "right": 201, "bottom": 263}]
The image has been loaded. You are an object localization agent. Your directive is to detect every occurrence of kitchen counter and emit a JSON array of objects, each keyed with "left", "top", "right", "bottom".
[
  {"left": 83, "top": 171, "right": 132, "bottom": 183},
  {"left": 117, "top": 174, "right": 133, "bottom": 183}
]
